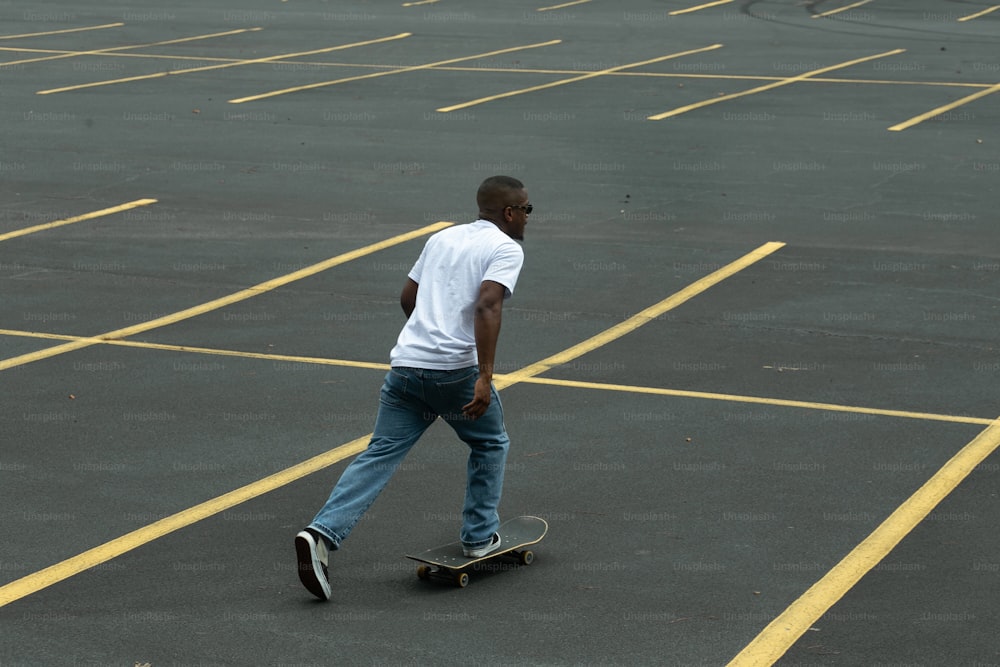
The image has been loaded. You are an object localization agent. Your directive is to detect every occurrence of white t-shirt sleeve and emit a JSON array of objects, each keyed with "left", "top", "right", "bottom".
[
  {"left": 408, "top": 242, "right": 428, "bottom": 283},
  {"left": 482, "top": 242, "right": 524, "bottom": 298}
]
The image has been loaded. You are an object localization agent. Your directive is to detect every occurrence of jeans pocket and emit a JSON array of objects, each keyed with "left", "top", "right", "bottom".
[
  {"left": 380, "top": 370, "right": 409, "bottom": 407},
  {"left": 434, "top": 368, "right": 478, "bottom": 389}
]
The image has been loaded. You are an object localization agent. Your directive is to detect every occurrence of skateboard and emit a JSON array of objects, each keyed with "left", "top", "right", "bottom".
[{"left": 405, "top": 515, "right": 548, "bottom": 588}]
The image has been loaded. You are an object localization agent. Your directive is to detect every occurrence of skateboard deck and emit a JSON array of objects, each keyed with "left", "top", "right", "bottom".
[{"left": 405, "top": 515, "right": 548, "bottom": 587}]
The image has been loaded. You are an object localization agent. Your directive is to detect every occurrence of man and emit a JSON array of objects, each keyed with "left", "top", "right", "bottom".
[{"left": 295, "top": 175, "right": 531, "bottom": 600}]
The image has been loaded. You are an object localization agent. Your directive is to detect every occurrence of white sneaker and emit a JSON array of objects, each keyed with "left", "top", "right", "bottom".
[
  {"left": 295, "top": 529, "right": 331, "bottom": 600},
  {"left": 463, "top": 533, "right": 501, "bottom": 558}
]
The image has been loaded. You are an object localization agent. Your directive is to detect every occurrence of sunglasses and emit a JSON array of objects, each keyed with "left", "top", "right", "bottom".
[{"left": 507, "top": 204, "right": 533, "bottom": 215}]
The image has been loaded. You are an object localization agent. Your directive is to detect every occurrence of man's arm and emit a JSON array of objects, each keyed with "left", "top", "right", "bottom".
[
  {"left": 462, "top": 280, "right": 507, "bottom": 419},
  {"left": 400, "top": 278, "right": 419, "bottom": 318}
]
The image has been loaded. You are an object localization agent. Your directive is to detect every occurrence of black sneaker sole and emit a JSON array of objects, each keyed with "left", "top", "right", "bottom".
[{"left": 295, "top": 531, "right": 331, "bottom": 601}]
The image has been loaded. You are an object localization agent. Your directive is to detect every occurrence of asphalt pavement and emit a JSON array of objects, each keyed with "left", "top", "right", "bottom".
[{"left": 2, "top": 1, "right": 998, "bottom": 665}]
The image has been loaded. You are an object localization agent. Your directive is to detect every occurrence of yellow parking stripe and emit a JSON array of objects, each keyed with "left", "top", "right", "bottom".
[
  {"left": 0, "top": 222, "right": 452, "bottom": 373},
  {"left": 729, "top": 417, "right": 1000, "bottom": 665},
  {"left": 958, "top": 5, "right": 1000, "bottom": 21},
  {"left": 0, "top": 436, "right": 371, "bottom": 608},
  {"left": 670, "top": 0, "right": 734, "bottom": 16},
  {"left": 648, "top": 50, "right": 904, "bottom": 120},
  {"left": 889, "top": 82, "right": 1000, "bottom": 131},
  {"left": 36, "top": 33, "right": 411, "bottom": 95},
  {"left": 0, "top": 199, "right": 157, "bottom": 243},
  {"left": 499, "top": 242, "right": 785, "bottom": 386},
  {"left": 229, "top": 40, "right": 562, "bottom": 104},
  {"left": 0, "top": 23, "right": 124, "bottom": 40},
  {"left": 437, "top": 45, "right": 724, "bottom": 113},
  {"left": 0, "top": 241, "right": 781, "bottom": 607},
  {"left": 812, "top": 0, "right": 874, "bottom": 19},
  {"left": 0, "top": 330, "right": 988, "bottom": 427}
]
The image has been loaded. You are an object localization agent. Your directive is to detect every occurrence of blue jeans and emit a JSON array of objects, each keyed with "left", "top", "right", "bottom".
[{"left": 308, "top": 367, "right": 510, "bottom": 550}]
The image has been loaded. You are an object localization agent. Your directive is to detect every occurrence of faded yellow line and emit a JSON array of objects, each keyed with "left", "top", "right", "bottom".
[
  {"left": 431, "top": 69, "right": 990, "bottom": 89},
  {"left": 812, "top": 0, "right": 874, "bottom": 19},
  {"left": 781, "top": 76, "right": 988, "bottom": 89},
  {"left": 402, "top": 0, "right": 440, "bottom": 5},
  {"left": 518, "top": 376, "right": 995, "bottom": 427},
  {"left": 729, "top": 416, "right": 1000, "bottom": 665},
  {"left": 0, "top": 42, "right": 987, "bottom": 90},
  {"left": 437, "top": 44, "right": 723, "bottom": 113},
  {"left": 958, "top": 4, "right": 1000, "bottom": 21},
  {"left": 670, "top": 0, "right": 734, "bottom": 16},
  {"left": 538, "top": 0, "right": 593, "bottom": 11},
  {"left": 0, "top": 44, "right": 243, "bottom": 63},
  {"left": 0, "top": 222, "right": 452, "bottom": 373},
  {"left": 0, "top": 27, "right": 261, "bottom": 68},
  {"left": 106, "top": 339, "right": 392, "bottom": 372},
  {"left": 228, "top": 39, "right": 562, "bottom": 104},
  {"left": 36, "top": 33, "right": 412, "bottom": 95},
  {"left": 2, "top": 43, "right": 988, "bottom": 92},
  {"left": 0, "top": 22, "right": 124, "bottom": 40},
  {"left": 0, "top": 330, "right": 77, "bottom": 342},
  {"left": 498, "top": 241, "right": 785, "bottom": 387},
  {"left": 648, "top": 49, "right": 904, "bottom": 120},
  {"left": 0, "top": 241, "right": 778, "bottom": 607},
  {"left": 0, "top": 435, "right": 372, "bottom": 609},
  {"left": 1, "top": 329, "right": 989, "bottom": 428},
  {"left": 888, "top": 82, "right": 1000, "bottom": 131},
  {"left": 0, "top": 199, "right": 157, "bottom": 243}
]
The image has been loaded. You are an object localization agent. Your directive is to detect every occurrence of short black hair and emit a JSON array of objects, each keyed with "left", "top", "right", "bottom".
[{"left": 477, "top": 175, "right": 525, "bottom": 211}]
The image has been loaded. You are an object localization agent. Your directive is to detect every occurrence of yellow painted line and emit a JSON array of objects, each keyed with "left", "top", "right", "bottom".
[
  {"left": 0, "top": 27, "right": 261, "bottom": 68},
  {"left": 517, "top": 376, "right": 996, "bottom": 427},
  {"left": 0, "top": 44, "right": 245, "bottom": 63},
  {"left": 0, "top": 241, "right": 776, "bottom": 606},
  {"left": 0, "top": 329, "right": 78, "bottom": 343},
  {"left": 294, "top": 65, "right": 991, "bottom": 90},
  {"left": 228, "top": 39, "right": 563, "bottom": 104},
  {"left": 36, "top": 33, "right": 412, "bottom": 95},
  {"left": 958, "top": 4, "right": 1000, "bottom": 21},
  {"left": 106, "top": 339, "right": 392, "bottom": 371},
  {"left": 0, "top": 42, "right": 988, "bottom": 90},
  {"left": 2, "top": 42, "right": 987, "bottom": 93},
  {"left": 497, "top": 241, "right": 786, "bottom": 387},
  {"left": 670, "top": 0, "right": 734, "bottom": 16},
  {"left": 0, "top": 199, "right": 157, "bottom": 243},
  {"left": 437, "top": 44, "right": 724, "bottom": 113},
  {"left": 0, "top": 22, "right": 124, "bottom": 40},
  {"left": 729, "top": 416, "right": 1000, "bottom": 665},
  {"left": 0, "top": 434, "right": 372, "bottom": 609},
  {"left": 538, "top": 0, "right": 593, "bottom": 11},
  {"left": 427, "top": 66, "right": 991, "bottom": 90},
  {"left": 0, "top": 329, "right": 393, "bottom": 370},
  {"left": 0, "top": 222, "right": 452, "bottom": 373},
  {"left": 888, "top": 82, "right": 1000, "bottom": 131},
  {"left": 812, "top": 0, "right": 874, "bottom": 19},
  {"left": 648, "top": 49, "right": 904, "bottom": 120},
  {"left": 0, "top": 328, "right": 990, "bottom": 429},
  {"left": 782, "top": 76, "right": 988, "bottom": 89}
]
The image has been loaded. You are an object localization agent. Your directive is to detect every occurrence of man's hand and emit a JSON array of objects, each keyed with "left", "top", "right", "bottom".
[{"left": 462, "top": 375, "right": 492, "bottom": 419}]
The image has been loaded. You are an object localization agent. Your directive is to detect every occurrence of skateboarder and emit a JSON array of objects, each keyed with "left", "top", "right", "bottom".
[{"left": 295, "top": 175, "right": 531, "bottom": 600}]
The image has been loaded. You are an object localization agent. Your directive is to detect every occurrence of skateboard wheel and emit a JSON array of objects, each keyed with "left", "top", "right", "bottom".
[
  {"left": 416, "top": 565, "right": 431, "bottom": 580},
  {"left": 454, "top": 572, "right": 469, "bottom": 588},
  {"left": 520, "top": 550, "right": 534, "bottom": 566}
]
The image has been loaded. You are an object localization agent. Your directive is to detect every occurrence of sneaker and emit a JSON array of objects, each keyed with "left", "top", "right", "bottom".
[
  {"left": 463, "top": 533, "right": 501, "bottom": 558},
  {"left": 295, "top": 528, "right": 331, "bottom": 601}
]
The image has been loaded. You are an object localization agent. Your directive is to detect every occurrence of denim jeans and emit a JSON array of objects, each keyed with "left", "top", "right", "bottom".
[{"left": 308, "top": 366, "right": 510, "bottom": 550}]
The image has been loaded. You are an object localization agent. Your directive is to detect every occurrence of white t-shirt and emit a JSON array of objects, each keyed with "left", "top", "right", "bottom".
[{"left": 389, "top": 220, "right": 524, "bottom": 370}]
